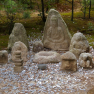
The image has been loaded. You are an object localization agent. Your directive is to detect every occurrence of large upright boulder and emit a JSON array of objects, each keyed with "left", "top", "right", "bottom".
[
  {"left": 8, "top": 23, "right": 29, "bottom": 52},
  {"left": 42, "top": 9, "right": 71, "bottom": 51},
  {"left": 69, "top": 32, "right": 90, "bottom": 59}
]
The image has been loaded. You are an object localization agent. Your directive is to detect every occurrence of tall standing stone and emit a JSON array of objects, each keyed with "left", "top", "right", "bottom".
[
  {"left": 8, "top": 23, "right": 29, "bottom": 52},
  {"left": 42, "top": 9, "right": 71, "bottom": 51},
  {"left": 69, "top": 32, "right": 90, "bottom": 59}
]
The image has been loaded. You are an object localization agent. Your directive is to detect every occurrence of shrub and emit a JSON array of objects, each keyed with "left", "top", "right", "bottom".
[{"left": 23, "top": 11, "right": 30, "bottom": 19}]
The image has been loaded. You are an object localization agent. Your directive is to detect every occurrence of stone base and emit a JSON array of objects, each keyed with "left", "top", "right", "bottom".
[
  {"left": 14, "top": 66, "right": 23, "bottom": 73},
  {"left": 14, "top": 62, "right": 23, "bottom": 66}
]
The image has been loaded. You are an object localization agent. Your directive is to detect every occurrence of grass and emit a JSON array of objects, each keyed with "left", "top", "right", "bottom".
[{"left": 0, "top": 34, "right": 9, "bottom": 50}]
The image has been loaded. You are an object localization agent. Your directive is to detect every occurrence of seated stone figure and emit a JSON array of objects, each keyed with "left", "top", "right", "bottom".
[
  {"left": 42, "top": 9, "right": 71, "bottom": 51},
  {"left": 69, "top": 32, "right": 89, "bottom": 59}
]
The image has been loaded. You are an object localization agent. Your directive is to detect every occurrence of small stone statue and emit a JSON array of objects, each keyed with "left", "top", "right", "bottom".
[
  {"left": 11, "top": 41, "right": 28, "bottom": 62},
  {"left": 0, "top": 50, "right": 8, "bottom": 64},
  {"left": 60, "top": 51, "right": 77, "bottom": 71},
  {"left": 13, "top": 51, "right": 23, "bottom": 73},
  {"left": 79, "top": 53, "right": 93, "bottom": 68},
  {"left": 69, "top": 32, "right": 89, "bottom": 59}
]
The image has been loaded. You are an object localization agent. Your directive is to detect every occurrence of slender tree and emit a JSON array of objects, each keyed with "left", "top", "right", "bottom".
[
  {"left": 41, "top": 0, "right": 46, "bottom": 22},
  {"left": 89, "top": 0, "right": 91, "bottom": 19},
  {"left": 71, "top": 0, "right": 74, "bottom": 21}
]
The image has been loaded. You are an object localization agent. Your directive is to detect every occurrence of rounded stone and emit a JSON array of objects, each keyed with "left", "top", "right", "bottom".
[
  {"left": 33, "top": 51, "right": 61, "bottom": 64},
  {"left": 38, "top": 64, "right": 47, "bottom": 70}
]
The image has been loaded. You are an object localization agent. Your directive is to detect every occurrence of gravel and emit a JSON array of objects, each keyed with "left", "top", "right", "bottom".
[{"left": 0, "top": 37, "right": 94, "bottom": 94}]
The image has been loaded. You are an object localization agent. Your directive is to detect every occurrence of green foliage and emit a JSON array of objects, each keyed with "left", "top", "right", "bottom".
[
  {"left": 87, "top": 22, "right": 94, "bottom": 30},
  {"left": 23, "top": 11, "right": 31, "bottom": 19},
  {"left": 4, "top": 0, "right": 17, "bottom": 14}
]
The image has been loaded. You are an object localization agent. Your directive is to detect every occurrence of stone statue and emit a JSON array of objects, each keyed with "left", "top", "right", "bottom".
[
  {"left": 11, "top": 41, "right": 28, "bottom": 62},
  {"left": 60, "top": 51, "right": 77, "bottom": 71},
  {"left": 8, "top": 23, "right": 29, "bottom": 52},
  {"left": 69, "top": 32, "right": 90, "bottom": 59},
  {"left": 0, "top": 50, "right": 8, "bottom": 64},
  {"left": 79, "top": 53, "right": 93, "bottom": 68},
  {"left": 42, "top": 9, "right": 71, "bottom": 51}
]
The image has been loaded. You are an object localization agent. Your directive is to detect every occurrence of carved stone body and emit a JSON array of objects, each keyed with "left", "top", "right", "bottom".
[
  {"left": 60, "top": 51, "right": 77, "bottom": 71},
  {"left": 0, "top": 50, "right": 8, "bottom": 64},
  {"left": 8, "top": 23, "right": 29, "bottom": 52},
  {"left": 69, "top": 32, "right": 89, "bottom": 59},
  {"left": 79, "top": 53, "right": 93, "bottom": 68},
  {"left": 11, "top": 41, "right": 28, "bottom": 62},
  {"left": 42, "top": 9, "right": 71, "bottom": 51}
]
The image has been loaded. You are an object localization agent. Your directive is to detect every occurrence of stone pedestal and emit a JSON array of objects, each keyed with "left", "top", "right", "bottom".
[{"left": 14, "top": 66, "right": 23, "bottom": 73}]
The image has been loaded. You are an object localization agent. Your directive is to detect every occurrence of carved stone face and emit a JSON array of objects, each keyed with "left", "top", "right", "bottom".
[
  {"left": 50, "top": 15, "right": 58, "bottom": 27},
  {"left": 60, "top": 60, "right": 77, "bottom": 71}
]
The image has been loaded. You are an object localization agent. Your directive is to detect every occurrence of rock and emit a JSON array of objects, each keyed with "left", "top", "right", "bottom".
[
  {"left": 0, "top": 50, "right": 8, "bottom": 64},
  {"left": 14, "top": 66, "right": 23, "bottom": 73},
  {"left": 60, "top": 51, "right": 77, "bottom": 71},
  {"left": 8, "top": 23, "right": 29, "bottom": 52},
  {"left": 38, "top": 64, "right": 47, "bottom": 70},
  {"left": 79, "top": 53, "right": 93, "bottom": 68},
  {"left": 33, "top": 41, "right": 44, "bottom": 52},
  {"left": 87, "top": 87, "right": 94, "bottom": 94},
  {"left": 42, "top": 9, "right": 71, "bottom": 51},
  {"left": 11, "top": 41, "right": 28, "bottom": 62},
  {"left": 69, "top": 32, "right": 89, "bottom": 59},
  {"left": 33, "top": 51, "right": 61, "bottom": 64}
]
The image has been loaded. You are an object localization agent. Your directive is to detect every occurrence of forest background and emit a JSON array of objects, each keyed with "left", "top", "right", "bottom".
[{"left": 0, "top": 0, "right": 94, "bottom": 50}]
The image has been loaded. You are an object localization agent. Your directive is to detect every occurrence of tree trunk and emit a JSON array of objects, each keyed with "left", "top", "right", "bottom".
[
  {"left": 55, "top": 0, "right": 59, "bottom": 3},
  {"left": 89, "top": 0, "right": 91, "bottom": 19},
  {"left": 71, "top": 0, "right": 74, "bottom": 21},
  {"left": 84, "top": 0, "right": 86, "bottom": 19},
  {"left": 41, "top": 0, "right": 46, "bottom": 22}
]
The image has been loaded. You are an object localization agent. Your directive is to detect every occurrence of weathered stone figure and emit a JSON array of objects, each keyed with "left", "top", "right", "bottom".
[
  {"left": 33, "top": 41, "right": 43, "bottom": 52},
  {"left": 8, "top": 23, "right": 29, "bottom": 52},
  {"left": 0, "top": 50, "right": 8, "bottom": 64},
  {"left": 11, "top": 41, "right": 28, "bottom": 62},
  {"left": 69, "top": 32, "right": 89, "bottom": 59},
  {"left": 60, "top": 51, "right": 77, "bottom": 71},
  {"left": 79, "top": 53, "right": 93, "bottom": 68},
  {"left": 42, "top": 9, "right": 71, "bottom": 51}
]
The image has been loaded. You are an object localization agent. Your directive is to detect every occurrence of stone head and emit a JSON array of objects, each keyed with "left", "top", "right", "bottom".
[
  {"left": 50, "top": 15, "right": 58, "bottom": 27},
  {"left": 16, "top": 44, "right": 21, "bottom": 50}
]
